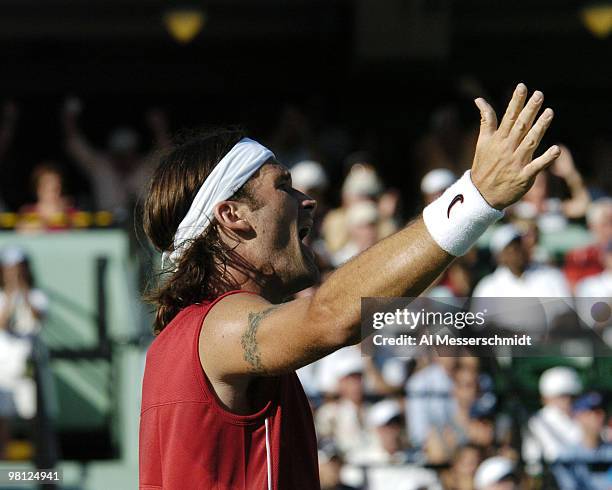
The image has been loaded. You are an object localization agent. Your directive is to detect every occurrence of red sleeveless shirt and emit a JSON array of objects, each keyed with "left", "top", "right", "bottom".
[{"left": 139, "top": 291, "right": 320, "bottom": 490}]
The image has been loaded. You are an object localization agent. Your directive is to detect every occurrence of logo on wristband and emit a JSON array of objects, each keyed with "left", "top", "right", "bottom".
[{"left": 447, "top": 194, "right": 464, "bottom": 218}]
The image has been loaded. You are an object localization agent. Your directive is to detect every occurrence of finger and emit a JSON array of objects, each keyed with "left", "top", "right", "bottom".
[
  {"left": 474, "top": 98, "right": 498, "bottom": 138},
  {"left": 522, "top": 145, "right": 561, "bottom": 180},
  {"left": 508, "top": 90, "right": 544, "bottom": 147},
  {"left": 515, "top": 108, "right": 554, "bottom": 158},
  {"left": 498, "top": 83, "right": 528, "bottom": 136}
]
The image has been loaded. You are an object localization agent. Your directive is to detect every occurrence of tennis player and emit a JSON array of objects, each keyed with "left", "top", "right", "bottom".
[{"left": 139, "top": 84, "right": 560, "bottom": 489}]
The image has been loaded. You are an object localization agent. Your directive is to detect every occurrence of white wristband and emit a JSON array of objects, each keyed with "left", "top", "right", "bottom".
[{"left": 423, "top": 170, "right": 504, "bottom": 256}]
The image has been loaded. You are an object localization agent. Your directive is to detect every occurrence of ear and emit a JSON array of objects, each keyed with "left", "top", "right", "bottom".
[{"left": 213, "top": 200, "right": 253, "bottom": 234}]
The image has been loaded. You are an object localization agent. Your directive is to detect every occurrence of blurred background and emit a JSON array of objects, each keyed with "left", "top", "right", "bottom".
[{"left": 0, "top": 0, "right": 611, "bottom": 488}]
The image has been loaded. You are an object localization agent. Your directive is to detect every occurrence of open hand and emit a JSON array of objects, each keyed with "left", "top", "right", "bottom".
[{"left": 470, "top": 83, "right": 560, "bottom": 210}]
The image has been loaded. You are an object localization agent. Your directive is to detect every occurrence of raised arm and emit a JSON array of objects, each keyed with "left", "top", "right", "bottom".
[
  {"left": 551, "top": 144, "right": 591, "bottom": 218},
  {"left": 62, "top": 98, "right": 108, "bottom": 172},
  {"left": 203, "top": 84, "right": 561, "bottom": 380}
]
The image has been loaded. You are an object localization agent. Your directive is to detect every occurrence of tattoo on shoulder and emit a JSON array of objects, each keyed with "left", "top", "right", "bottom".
[{"left": 240, "top": 305, "right": 279, "bottom": 375}]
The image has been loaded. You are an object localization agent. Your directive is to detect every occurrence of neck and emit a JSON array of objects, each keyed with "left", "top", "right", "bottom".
[
  {"left": 506, "top": 264, "right": 526, "bottom": 277},
  {"left": 220, "top": 261, "right": 287, "bottom": 304}
]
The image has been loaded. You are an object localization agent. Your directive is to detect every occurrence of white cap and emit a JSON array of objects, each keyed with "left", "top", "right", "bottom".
[
  {"left": 346, "top": 201, "right": 379, "bottom": 227},
  {"left": 1, "top": 245, "right": 26, "bottom": 266},
  {"left": 368, "top": 399, "right": 402, "bottom": 428},
  {"left": 420, "top": 168, "right": 456, "bottom": 195},
  {"left": 291, "top": 160, "right": 328, "bottom": 192},
  {"left": 334, "top": 355, "right": 363, "bottom": 380},
  {"left": 342, "top": 168, "right": 383, "bottom": 197},
  {"left": 474, "top": 456, "right": 515, "bottom": 489},
  {"left": 539, "top": 366, "right": 582, "bottom": 398},
  {"left": 489, "top": 224, "right": 523, "bottom": 255}
]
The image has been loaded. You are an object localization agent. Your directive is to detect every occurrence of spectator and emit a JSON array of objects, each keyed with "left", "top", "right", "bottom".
[
  {"left": 565, "top": 197, "right": 612, "bottom": 290},
  {"left": 420, "top": 168, "right": 457, "bottom": 205},
  {"left": 574, "top": 241, "right": 612, "bottom": 336},
  {"left": 522, "top": 367, "right": 583, "bottom": 475},
  {"left": 424, "top": 364, "right": 497, "bottom": 464},
  {"left": 405, "top": 356, "right": 456, "bottom": 448},
  {"left": 331, "top": 201, "right": 380, "bottom": 267},
  {"left": 322, "top": 165, "right": 396, "bottom": 253},
  {"left": 0, "top": 246, "right": 47, "bottom": 456},
  {"left": 0, "top": 246, "right": 48, "bottom": 338},
  {"left": 474, "top": 456, "right": 518, "bottom": 490},
  {"left": 353, "top": 399, "right": 443, "bottom": 490},
  {"left": 441, "top": 443, "right": 483, "bottom": 490},
  {"left": 472, "top": 224, "right": 572, "bottom": 335},
  {"left": 315, "top": 355, "right": 371, "bottom": 457},
  {"left": 511, "top": 145, "right": 591, "bottom": 232},
  {"left": 573, "top": 392, "right": 610, "bottom": 452},
  {"left": 451, "top": 367, "right": 481, "bottom": 445},
  {"left": 350, "top": 399, "right": 409, "bottom": 465},
  {"left": 318, "top": 443, "right": 360, "bottom": 490},
  {"left": 17, "top": 163, "right": 78, "bottom": 231},
  {"left": 62, "top": 98, "right": 170, "bottom": 216},
  {"left": 550, "top": 392, "right": 612, "bottom": 489},
  {"left": 467, "top": 394, "right": 499, "bottom": 455}
]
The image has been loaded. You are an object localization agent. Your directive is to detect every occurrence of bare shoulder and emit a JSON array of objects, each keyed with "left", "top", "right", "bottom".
[
  {"left": 199, "top": 292, "right": 281, "bottom": 379},
  {"left": 202, "top": 292, "right": 275, "bottom": 336},
  {"left": 199, "top": 291, "right": 316, "bottom": 378}
]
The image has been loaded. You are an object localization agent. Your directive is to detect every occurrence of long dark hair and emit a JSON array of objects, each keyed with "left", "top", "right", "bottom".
[{"left": 143, "top": 128, "right": 257, "bottom": 334}]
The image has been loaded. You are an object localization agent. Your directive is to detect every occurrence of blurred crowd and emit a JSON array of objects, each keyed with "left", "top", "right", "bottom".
[{"left": 0, "top": 91, "right": 611, "bottom": 489}]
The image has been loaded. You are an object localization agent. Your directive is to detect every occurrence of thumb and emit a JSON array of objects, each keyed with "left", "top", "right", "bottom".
[{"left": 474, "top": 97, "right": 498, "bottom": 138}]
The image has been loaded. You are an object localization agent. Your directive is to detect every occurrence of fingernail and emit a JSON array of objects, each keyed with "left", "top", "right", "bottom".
[
  {"left": 551, "top": 145, "right": 560, "bottom": 153},
  {"left": 545, "top": 108, "right": 554, "bottom": 118},
  {"left": 533, "top": 91, "right": 543, "bottom": 102},
  {"left": 517, "top": 83, "right": 527, "bottom": 94}
]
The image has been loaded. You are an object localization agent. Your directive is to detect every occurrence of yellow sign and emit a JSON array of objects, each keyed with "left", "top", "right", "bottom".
[
  {"left": 582, "top": 4, "right": 612, "bottom": 38},
  {"left": 164, "top": 9, "right": 205, "bottom": 44}
]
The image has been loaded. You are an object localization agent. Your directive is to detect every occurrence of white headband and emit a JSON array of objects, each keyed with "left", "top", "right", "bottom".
[{"left": 162, "top": 137, "right": 275, "bottom": 268}]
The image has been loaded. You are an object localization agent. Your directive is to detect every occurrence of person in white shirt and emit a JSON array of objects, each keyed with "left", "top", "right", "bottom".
[
  {"left": 350, "top": 399, "right": 408, "bottom": 465},
  {"left": 405, "top": 356, "right": 456, "bottom": 448},
  {"left": 347, "top": 399, "right": 442, "bottom": 490},
  {"left": 61, "top": 98, "right": 170, "bottom": 216},
  {"left": 315, "top": 355, "right": 372, "bottom": 457},
  {"left": 0, "top": 246, "right": 47, "bottom": 457},
  {"left": 0, "top": 246, "right": 48, "bottom": 338},
  {"left": 472, "top": 223, "right": 572, "bottom": 336},
  {"left": 522, "top": 367, "right": 584, "bottom": 475}
]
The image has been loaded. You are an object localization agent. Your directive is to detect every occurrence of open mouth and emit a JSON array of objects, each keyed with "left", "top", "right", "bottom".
[
  {"left": 299, "top": 225, "right": 311, "bottom": 241},
  {"left": 298, "top": 225, "right": 312, "bottom": 240}
]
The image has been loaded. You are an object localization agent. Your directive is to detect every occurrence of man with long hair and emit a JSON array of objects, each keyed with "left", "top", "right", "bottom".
[{"left": 139, "top": 84, "right": 560, "bottom": 489}]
